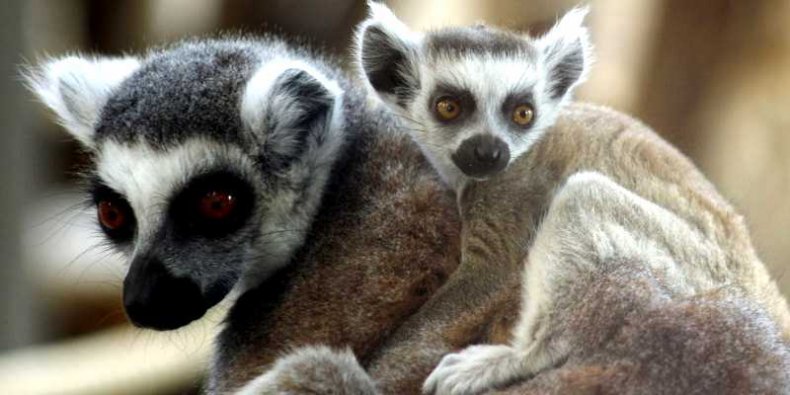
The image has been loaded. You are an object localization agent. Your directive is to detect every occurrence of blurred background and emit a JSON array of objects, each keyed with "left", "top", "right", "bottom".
[{"left": 1, "top": 0, "right": 788, "bottom": 393}]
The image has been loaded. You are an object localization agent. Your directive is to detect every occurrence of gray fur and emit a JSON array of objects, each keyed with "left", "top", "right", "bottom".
[{"left": 425, "top": 26, "right": 538, "bottom": 59}]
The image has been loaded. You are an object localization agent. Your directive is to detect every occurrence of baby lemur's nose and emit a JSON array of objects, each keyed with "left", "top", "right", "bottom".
[
  {"left": 451, "top": 134, "right": 510, "bottom": 179},
  {"left": 474, "top": 143, "right": 501, "bottom": 163}
]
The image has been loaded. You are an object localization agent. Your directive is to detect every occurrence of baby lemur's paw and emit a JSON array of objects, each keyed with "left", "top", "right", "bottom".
[
  {"left": 422, "top": 345, "right": 523, "bottom": 395},
  {"left": 235, "top": 346, "right": 378, "bottom": 395}
]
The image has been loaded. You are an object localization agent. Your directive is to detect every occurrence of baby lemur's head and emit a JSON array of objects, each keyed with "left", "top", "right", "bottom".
[
  {"left": 26, "top": 39, "right": 345, "bottom": 330},
  {"left": 356, "top": 3, "right": 592, "bottom": 188}
]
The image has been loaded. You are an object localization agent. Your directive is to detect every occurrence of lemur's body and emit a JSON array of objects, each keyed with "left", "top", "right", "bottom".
[{"left": 350, "top": 4, "right": 790, "bottom": 394}]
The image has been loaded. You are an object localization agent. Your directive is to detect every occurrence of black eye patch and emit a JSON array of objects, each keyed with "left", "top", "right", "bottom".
[
  {"left": 501, "top": 91, "right": 537, "bottom": 131},
  {"left": 428, "top": 82, "right": 477, "bottom": 124},
  {"left": 169, "top": 170, "right": 255, "bottom": 240},
  {"left": 90, "top": 180, "right": 137, "bottom": 243}
]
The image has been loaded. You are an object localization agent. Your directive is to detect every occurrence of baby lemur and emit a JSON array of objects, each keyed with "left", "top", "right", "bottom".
[{"left": 353, "top": 3, "right": 790, "bottom": 393}]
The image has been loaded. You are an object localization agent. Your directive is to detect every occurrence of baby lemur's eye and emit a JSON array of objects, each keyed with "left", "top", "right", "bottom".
[
  {"left": 171, "top": 171, "right": 254, "bottom": 238},
  {"left": 435, "top": 97, "right": 462, "bottom": 121},
  {"left": 96, "top": 196, "right": 136, "bottom": 242},
  {"left": 512, "top": 104, "right": 535, "bottom": 127}
]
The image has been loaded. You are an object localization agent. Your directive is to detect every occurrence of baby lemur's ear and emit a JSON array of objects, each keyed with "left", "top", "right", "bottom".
[
  {"left": 355, "top": 1, "right": 422, "bottom": 109},
  {"left": 24, "top": 56, "right": 140, "bottom": 149},
  {"left": 536, "top": 7, "right": 593, "bottom": 101},
  {"left": 241, "top": 60, "right": 344, "bottom": 171}
]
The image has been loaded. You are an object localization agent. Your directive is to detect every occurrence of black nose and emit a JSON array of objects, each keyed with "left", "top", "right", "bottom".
[
  {"left": 451, "top": 134, "right": 510, "bottom": 178},
  {"left": 123, "top": 255, "right": 207, "bottom": 330}
]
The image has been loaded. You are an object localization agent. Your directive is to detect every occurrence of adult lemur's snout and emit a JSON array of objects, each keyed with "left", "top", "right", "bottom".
[
  {"left": 123, "top": 255, "right": 209, "bottom": 330},
  {"left": 451, "top": 134, "right": 510, "bottom": 179}
]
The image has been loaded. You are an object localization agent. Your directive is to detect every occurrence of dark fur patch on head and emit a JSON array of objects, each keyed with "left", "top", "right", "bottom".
[
  {"left": 501, "top": 90, "right": 537, "bottom": 131},
  {"left": 95, "top": 41, "right": 260, "bottom": 148},
  {"left": 428, "top": 82, "right": 477, "bottom": 126},
  {"left": 426, "top": 26, "right": 536, "bottom": 59}
]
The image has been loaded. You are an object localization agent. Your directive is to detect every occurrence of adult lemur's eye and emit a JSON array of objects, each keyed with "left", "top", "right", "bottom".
[
  {"left": 97, "top": 197, "right": 135, "bottom": 241},
  {"left": 171, "top": 171, "right": 254, "bottom": 238},
  {"left": 435, "top": 97, "right": 462, "bottom": 121},
  {"left": 512, "top": 104, "right": 535, "bottom": 126},
  {"left": 199, "top": 191, "right": 236, "bottom": 221}
]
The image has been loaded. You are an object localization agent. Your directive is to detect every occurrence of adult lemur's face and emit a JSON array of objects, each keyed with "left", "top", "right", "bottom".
[
  {"left": 356, "top": 3, "right": 592, "bottom": 188},
  {"left": 26, "top": 40, "right": 344, "bottom": 330}
]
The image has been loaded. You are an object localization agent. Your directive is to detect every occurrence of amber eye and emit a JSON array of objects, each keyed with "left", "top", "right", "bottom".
[
  {"left": 435, "top": 97, "right": 462, "bottom": 121},
  {"left": 512, "top": 104, "right": 535, "bottom": 126},
  {"left": 199, "top": 191, "right": 236, "bottom": 220},
  {"left": 98, "top": 200, "right": 127, "bottom": 230}
]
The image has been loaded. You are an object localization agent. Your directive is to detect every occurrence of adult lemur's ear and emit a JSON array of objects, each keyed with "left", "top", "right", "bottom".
[
  {"left": 241, "top": 60, "right": 344, "bottom": 172},
  {"left": 24, "top": 55, "right": 140, "bottom": 149},
  {"left": 536, "top": 7, "right": 593, "bottom": 101},
  {"left": 355, "top": 1, "right": 421, "bottom": 108}
]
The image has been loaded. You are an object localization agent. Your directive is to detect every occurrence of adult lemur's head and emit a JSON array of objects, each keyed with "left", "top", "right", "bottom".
[
  {"left": 356, "top": 3, "right": 592, "bottom": 189},
  {"left": 26, "top": 39, "right": 345, "bottom": 330}
]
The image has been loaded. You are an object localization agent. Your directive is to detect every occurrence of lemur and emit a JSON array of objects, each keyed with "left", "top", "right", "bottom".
[
  {"left": 25, "top": 38, "right": 356, "bottom": 331},
  {"left": 25, "top": 36, "right": 463, "bottom": 393},
  {"left": 348, "top": 2, "right": 790, "bottom": 393}
]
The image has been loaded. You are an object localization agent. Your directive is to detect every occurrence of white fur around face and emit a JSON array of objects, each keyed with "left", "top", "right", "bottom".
[
  {"left": 405, "top": 56, "right": 555, "bottom": 190},
  {"left": 95, "top": 138, "right": 254, "bottom": 256},
  {"left": 25, "top": 56, "right": 140, "bottom": 149}
]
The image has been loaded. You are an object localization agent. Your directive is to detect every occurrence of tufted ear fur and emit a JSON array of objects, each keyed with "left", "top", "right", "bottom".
[
  {"left": 240, "top": 60, "right": 344, "bottom": 172},
  {"left": 24, "top": 55, "right": 140, "bottom": 149},
  {"left": 536, "top": 7, "right": 593, "bottom": 101},
  {"left": 355, "top": 1, "right": 422, "bottom": 109}
]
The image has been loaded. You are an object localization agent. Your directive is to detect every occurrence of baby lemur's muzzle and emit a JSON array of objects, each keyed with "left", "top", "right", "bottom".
[{"left": 451, "top": 134, "right": 510, "bottom": 179}]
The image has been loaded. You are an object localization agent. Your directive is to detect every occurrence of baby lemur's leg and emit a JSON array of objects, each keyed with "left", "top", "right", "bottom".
[
  {"left": 424, "top": 171, "right": 715, "bottom": 395},
  {"left": 366, "top": 181, "right": 544, "bottom": 393}
]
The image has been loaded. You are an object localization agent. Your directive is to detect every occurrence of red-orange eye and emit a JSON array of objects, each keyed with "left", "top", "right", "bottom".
[
  {"left": 98, "top": 200, "right": 127, "bottom": 230},
  {"left": 199, "top": 191, "right": 236, "bottom": 220}
]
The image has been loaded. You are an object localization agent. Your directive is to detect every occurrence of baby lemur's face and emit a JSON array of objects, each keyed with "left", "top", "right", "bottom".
[
  {"left": 26, "top": 40, "right": 344, "bottom": 330},
  {"left": 357, "top": 3, "right": 591, "bottom": 188}
]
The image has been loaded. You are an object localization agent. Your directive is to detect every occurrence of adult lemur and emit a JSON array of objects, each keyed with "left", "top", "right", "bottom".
[
  {"left": 26, "top": 36, "right": 462, "bottom": 392},
  {"left": 351, "top": 3, "right": 790, "bottom": 394}
]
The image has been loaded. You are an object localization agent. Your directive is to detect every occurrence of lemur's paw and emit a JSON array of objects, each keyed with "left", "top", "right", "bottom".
[
  {"left": 422, "top": 345, "right": 523, "bottom": 395},
  {"left": 235, "top": 346, "right": 378, "bottom": 395}
]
